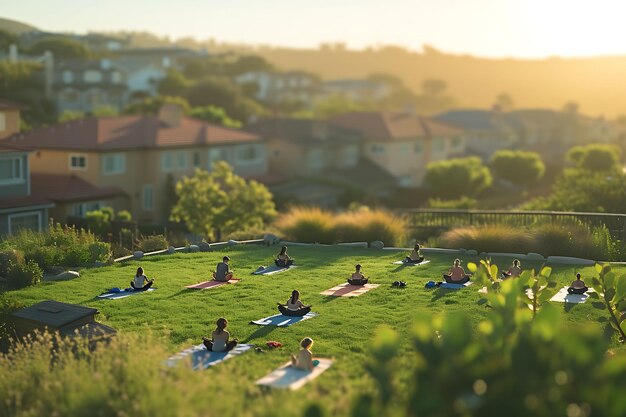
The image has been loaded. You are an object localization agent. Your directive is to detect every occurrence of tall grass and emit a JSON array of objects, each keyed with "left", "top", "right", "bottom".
[
  {"left": 277, "top": 207, "right": 407, "bottom": 246},
  {"left": 439, "top": 223, "right": 616, "bottom": 259}
]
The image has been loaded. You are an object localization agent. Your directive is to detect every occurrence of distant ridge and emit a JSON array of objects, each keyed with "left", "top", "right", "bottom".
[{"left": 0, "top": 17, "right": 39, "bottom": 34}]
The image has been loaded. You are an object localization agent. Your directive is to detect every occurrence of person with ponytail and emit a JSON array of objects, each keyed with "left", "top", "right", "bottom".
[
  {"left": 277, "top": 290, "right": 311, "bottom": 317},
  {"left": 202, "top": 317, "right": 238, "bottom": 352}
]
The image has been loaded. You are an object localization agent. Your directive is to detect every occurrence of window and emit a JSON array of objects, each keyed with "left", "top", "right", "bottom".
[
  {"left": 399, "top": 176, "right": 412, "bottom": 187},
  {"left": 86, "top": 89, "right": 105, "bottom": 106},
  {"left": 0, "top": 112, "right": 5, "bottom": 131},
  {"left": 307, "top": 149, "right": 324, "bottom": 170},
  {"left": 69, "top": 154, "right": 87, "bottom": 170},
  {"left": 235, "top": 145, "right": 261, "bottom": 164},
  {"left": 72, "top": 202, "right": 102, "bottom": 218},
  {"left": 192, "top": 152, "right": 200, "bottom": 167},
  {"left": 176, "top": 151, "right": 188, "bottom": 170},
  {"left": 342, "top": 145, "right": 359, "bottom": 166},
  {"left": 142, "top": 185, "right": 154, "bottom": 211},
  {"left": 451, "top": 137, "right": 463, "bottom": 150},
  {"left": 434, "top": 138, "right": 446, "bottom": 154},
  {"left": 162, "top": 152, "right": 173, "bottom": 172},
  {"left": 84, "top": 70, "right": 102, "bottom": 83},
  {"left": 111, "top": 71, "right": 122, "bottom": 84},
  {"left": 370, "top": 144, "right": 385, "bottom": 154},
  {"left": 8, "top": 212, "right": 42, "bottom": 234},
  {"left": 0, "top": 157, "right": 24, "bottom": 184},
  {"left": 414, "top": 141, "right": 423, "bottom": 154},
  {"left": 62, "top": 70, "right": 74, "bottom": 84},
  {"left": 102, "top": 153, "right": 125, "bottom": 175},
  {"left": 208, "top": 148, "right": 230, "bottom": 169}
]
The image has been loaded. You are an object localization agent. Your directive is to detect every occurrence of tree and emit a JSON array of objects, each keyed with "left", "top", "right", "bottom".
[
  {"left": 91, "top": 106, "right": 119, "bottom": 117},
  {"left": 170, "top": 163, "right": 276, "bottom": 239},
  {"left": 310, "top": 95, "right": 375, "bottom": 118},
  {"left": 425, "top": 157, "right": 492, "bottom": 199},
  {"left": 421, "top": 78, "right": 447, "bottom": 97},
  {"left": 189, "top": 105, "right": 241, "bottom": 128},
  {"left": 29, "top": 37, "right": 91, "bottom": 59},
  {"left": 157, "top": 69, "right": 189, "bottom": 96},
  {"left": 227, "top": 55, "right": 274, "bottom": 75},
  {"left": 58, "top": 110, "right": 85, "bottom": 123},
  {"left": 566, "top": 144, "right": 621, "bottom": 172},
  {"left": 0, "top": 30, "right": 17, "bottom": 50},
  {"left": 491, "top": 150, "right": 545, "bottom": 187},
  {"left": 495, "top": 93, "right": 514, "bottom": 110}
]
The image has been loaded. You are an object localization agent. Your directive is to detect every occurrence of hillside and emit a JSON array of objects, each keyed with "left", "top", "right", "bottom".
[{"left": 0, "top": 17, "right": 38, "bottom": 34}]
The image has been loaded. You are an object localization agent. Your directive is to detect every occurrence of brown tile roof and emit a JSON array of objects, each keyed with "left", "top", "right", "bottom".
[
  {"left": 330, "top": 112, "right": 427, "bottom": 141},
  {"left": 0, "top": 99, "right": 27, "bottom": 110},
  {"left": 3, "top": 115, "right": 261, "bottom": 151},
  {"left": 417, "top": 117, "right": 462, "bottom": 137},
  {"left": 0, "top": 195, "right": 54, "bottom": 210},
  {"left": 0, "top": 142, "right": 32, "bottom": 154},
  {"left": 31, "top": 173, "right": 126, "bottom": 203}
]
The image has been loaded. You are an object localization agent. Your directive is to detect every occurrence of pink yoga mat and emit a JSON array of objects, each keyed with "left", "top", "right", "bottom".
[
  {"left": 320, "top": 283, "right": 380, "bottom": 297},
  {"left": 186, "top": 279, "right": 240, "bottom": 289}
]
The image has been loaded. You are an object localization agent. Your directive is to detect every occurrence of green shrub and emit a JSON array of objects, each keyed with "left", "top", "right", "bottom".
[
  {"left": 0, "top": 249, "right": 24, "bottom": 278},
  {"left": 427, "top": 197, "right": 477, "bottom": 209},
  {"left": 111, "top": 244, "right": 132, "bottom": 259},
  {"left": 225, "top": 226, "right": 281, "bottom": 241},
  {"left": 0, "top": 295, "right": 24, "bottom": 352},
  {"left": 116, "top": 210, "right": 132, "bottom": 221},
  {"left": 439, "top": 225, "right": 533, "bottom": 253},
  {"left": 7, "top": 260, "right": 43, "bottom": 289},
  {"left": 338, "top": 209, "right": 407, "bottom": 246},
  {"left": 278, "top": 207, "right": 337, "bottom": 244},
  {"left": 88, "top": 242, "right": 111, "bottom": 263},
  {"left": 26, "top": 246, "right": 63, "bottom": 271},
  {"left": 139, "top": 235, "right": 169, "bottom": 253},
  {"left": 86, "top": 209, "right": 111, "bottom": 235}
]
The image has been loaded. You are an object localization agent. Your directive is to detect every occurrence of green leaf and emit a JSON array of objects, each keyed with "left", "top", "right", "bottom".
[
  {"left": 588, "top": 292, "right": 600, "bottom": 300},
  {"left": 595, "top": 263, "right": 604, "bottom": 274},
  {"left": 614, "top": 275, "right": 626, "bottom": 302},
  {"left": 467, "top": 262, "right": 477, "bottom": 273},
  {"left": 605, "top": 272, "right": 616, "bottom": 291},
  {"left": 540, "top": 266, "right": 552, "bottom": 277},
  {"left": 605, "top": 287, "right": 616, "bottom": 303},
  {"left": 591, "top": 277, "right": 602, "bottom": 288},
  {"left": 592, "top": 301, "right": 608, "bottom": 310},
  {"left": 490, "top": 264, "right": 498, "bottom": 279}
]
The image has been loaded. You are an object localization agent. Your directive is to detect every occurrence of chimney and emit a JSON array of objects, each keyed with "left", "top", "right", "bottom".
[{"left": 158, "top": 104, "right": 183, "bottom": 127}]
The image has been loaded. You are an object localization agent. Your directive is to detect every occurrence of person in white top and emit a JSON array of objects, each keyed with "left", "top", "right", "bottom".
[
  {"left": 131, "top": 267, "right": 153, "bottom": 291},
  {"left": 278, "top": 290, "right": 312, "bottom": 317},
  {"left": 202, "top": 317, "right": 238, "bottom": 352},
  {"left": 291, "top": 337, "right": 319, "bottom": 372}
]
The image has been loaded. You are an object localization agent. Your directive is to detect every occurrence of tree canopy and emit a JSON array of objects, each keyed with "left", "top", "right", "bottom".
[
  {"left": 491, "top": 150, "right": 545, "bottom": 187},
  {"left": 425, "top": 157, "right": 492, "bottom": 199},
  {"left": 566, "top": 144, "right": 622, "bottom": 172},
  {"left": 29, "top": 37, "right": 91, "bottom": 59},
  {"left": 170, "top": 162, "right": 276, "bottom": 238}
]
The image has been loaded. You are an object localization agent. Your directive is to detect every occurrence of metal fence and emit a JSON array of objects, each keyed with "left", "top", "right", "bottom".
[{"left": 399, "top": 209, "right": 626, "bottom": 239}]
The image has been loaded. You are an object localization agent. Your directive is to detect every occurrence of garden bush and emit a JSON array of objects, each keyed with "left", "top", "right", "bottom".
[
  {"left": 0, "top": 295, "right": 23, "bottom": 352},
  {"left": 278, "top": 207, "right": 407, "bottom": 246},
  {"left": 225, "top": 225, "right": 281, "bottom": 241},
  {"left": 0, "top": 249, "right": 24, "bottom": 278},
  {"left": 439, "top": 223, "right": 617, "bottom": 259},
  {"left": 7, "top": 259, "right": 43, "bottom": 289},
  {"left": 138, "top": 235, "right": 169, "bottom": 253}
]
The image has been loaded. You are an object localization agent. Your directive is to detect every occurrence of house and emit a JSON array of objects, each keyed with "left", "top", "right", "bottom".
[
  {"left": 0, "top": 100, "right": 126, "bottom": 233},
  {"left": 330, "top": 111, "right": 465, "bottom": 187},
  {"left": 234, "top": 71, "right": 320, "bottom": 104},
  {"left": 433, "top": 107, "right": 518, "bottom": 160},
  {"left": 4, "top": 104, "right": 269, "bottom": 223},
  {"left": 245, "top": 118, "right": 397, "bottom": 205},
  {"left": 321, "top": 79, "right": 391, "bottom": 103},
  {"left": 11, "top": 300, "right": 116, "bottom": 343},
  {"left": 54, "top": 59, "right": 128, "bottom": 113}
]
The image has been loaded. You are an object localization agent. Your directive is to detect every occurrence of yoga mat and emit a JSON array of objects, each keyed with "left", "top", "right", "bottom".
[
  {"left": 186, "top": 279, "right": 240, "bottom": 290},
  {"left": 392, "top": 260, "right": 431, "bottom": 266},
  {"left": 439, "top": 281, "right": 473, "bottom": 290},
  {"left": 97, "top": 288, "right": 156, "bottom": 300},
  {"left": 320, "top": 283, "right": 380, "bottom": 297},
  {"left": 252, "top": 265, "right": 298, "bottom": 276},
  {"left": 251, "top": 312, "right": 318, "bottom": 327},
  {"left": 550, "top": 286, "right": 595, "bottom": 304},
  {"left": 166, "top": 343, "right": 252, "bottom": 370},
  {"left": 256, "top": 359, "right": 333, "bottom": 390}
]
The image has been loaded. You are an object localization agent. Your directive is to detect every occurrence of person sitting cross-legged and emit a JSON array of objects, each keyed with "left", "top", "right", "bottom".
[
  {"left": 277, "top": 290, "right": 312, "bottom": 317},
  {"left": 502, "top": 259, "right": 522, "bottom": 279},
  {"left": 202, "top": 317, "right": 238, "bottom": 352},
  {"left": 443, "top": 259, "right": 470, "bottom": 284},
  {"left": 291, "top": 337, "right": 319, "bottom": 372},
  {"left": 568, "top": 273, "right": 589, "bottom": 294},
  {"left": 275, "top": 245, "right": 294, "bottom": 268},
  {"left": 131, "top": 267, "right": 153, "bottom": 291},
  {"left": 348, "top": 264, "right": 369, "bottom": 286},
  {"left": 213, "top": 256, "right": 234, "bottom": 282},
  {"left": 405, "top": 244, "right": 425, "bottom": 264}
]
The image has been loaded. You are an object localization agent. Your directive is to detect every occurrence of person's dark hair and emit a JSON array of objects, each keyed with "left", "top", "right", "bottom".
[
  {"left": 301, "top": 337, "right": 313, "bottom": 349},
  {"left": 355, "top": 264, "right": 362, "bottom": 271},
  {"left": 136, "top": 267, "right": 143, "bottom": 277},
  {"left": 215, "top": 317, "right": 228, "bottom": 335},
  {"left": 280, "top": 246, "right": 287, "bottom": 255},
  {"left": 290, "top": 289, "right": 300, "bottom": 305},
  {"left": 223, "top": 256, "right": 230, "bottom": 262},
  {"left": 414, "top": 244, "right": 420, "bottom": 251},
  {"left": 576, "top": 273, "right": 581, "bottom": 279},
  {"left": 513, "top": 259, "right": 520, "bottom": 267},
  {"left": 454, "top": 258, "right": 461, "bottom": 265}
]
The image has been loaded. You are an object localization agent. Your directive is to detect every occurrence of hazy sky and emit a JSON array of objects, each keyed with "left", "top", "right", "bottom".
[{"left": 4, "top": 0, "right": 626, "bottom": 58}]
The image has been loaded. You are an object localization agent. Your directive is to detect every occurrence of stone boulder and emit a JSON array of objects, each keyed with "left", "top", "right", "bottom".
[
  {"left": 264, "top": 233, "right": 281, "bottom": 246},
  {"left": 198, "top": 242, "right": 211, "bottom": 252},
  {"left": 188, "top": 244, "right": 200, "bottom": 253},
  {"left": 369, "top": 240, "right": 384, "bottom": 250},
  {"left": 167, "top": 246, "right": 176, "bottom": 254},
  {"left": 133, "top": 251, "right": 144, "bottom": 260},
  {"left": 526, "top": 252, "right": 546, "bottom": 261},
  {"left": 467, "top": 250, "right": 478, "bottom": 256},
  {"left": 227, "top": 239, "right": 238, "bottom": 246}
]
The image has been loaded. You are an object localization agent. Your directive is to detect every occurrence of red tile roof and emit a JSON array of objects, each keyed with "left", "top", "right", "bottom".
[
  {"left": 331, "top": 112, "right": 427, "bottom": 140},
  {"left": 417, "top": 117, "right": 462, "bottom": 137},
  {"left": 30, "top": 174, "right": 126, "bottom": 203},
  {"left": 3, "top": 115, "right": 261, "bottom": 152}
]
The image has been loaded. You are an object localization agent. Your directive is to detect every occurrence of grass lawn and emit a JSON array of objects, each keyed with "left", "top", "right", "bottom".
[{"left": 4, "top": 244, "right": 624, "bottom": 417}]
